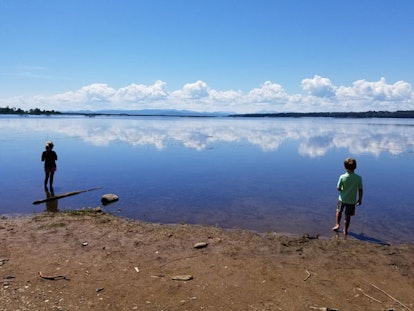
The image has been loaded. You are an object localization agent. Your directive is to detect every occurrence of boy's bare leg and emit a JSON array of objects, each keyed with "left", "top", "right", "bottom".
[
  {"left": 343, "top": 215, "right": 351, "bottom": 235},
  {"left": 332, "top": 211, "right": 341, "bottom": 231}
]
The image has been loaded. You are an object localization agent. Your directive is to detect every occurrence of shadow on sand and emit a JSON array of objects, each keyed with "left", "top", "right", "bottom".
[{"left": 347, "top": 232, "right": 390, "bottom": 245}]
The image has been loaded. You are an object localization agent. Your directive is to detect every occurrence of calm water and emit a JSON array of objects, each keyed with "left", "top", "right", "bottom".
[{"left": 1, "top": 115, "right": 413, "bottom": 244}]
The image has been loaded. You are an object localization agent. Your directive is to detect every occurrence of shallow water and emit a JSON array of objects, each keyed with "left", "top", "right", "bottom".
[{"left": 1, "top": 115, "right": 413, "bottom": 244}]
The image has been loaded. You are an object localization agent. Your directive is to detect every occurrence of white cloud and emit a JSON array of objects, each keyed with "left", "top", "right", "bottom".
[
  {"left": 336, "top": 77, "right": 412, "bottom": 101},
  {"left": 115, "top": 80, "right": 168, "bottom": 103},
  {"left": 248, "top": 81, "right": 288, "bottom": 102},
  {"left": 301, "top": 75, "right": 336, "bottom": 97},
  {"left": 170, "top": 80, "right": 210, "bottom": 99},
  {"left": 1, "top": 76, "right": 413, "bottom": 113},
  {"left": 209, "top": 89, "right": 243, "bottom": 103}
]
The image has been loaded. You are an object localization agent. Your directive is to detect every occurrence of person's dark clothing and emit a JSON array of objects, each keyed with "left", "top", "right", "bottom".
[{"left": 42, "top": 150, "right": 57, "bottom": 169}]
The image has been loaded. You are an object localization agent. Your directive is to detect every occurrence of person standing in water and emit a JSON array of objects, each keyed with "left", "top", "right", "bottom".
[
  {"left": 332, "top": 157, "right": 363, "bottom": 235},
  {"left": 41, "top": 141, "right": 58, "bottom": 190}
]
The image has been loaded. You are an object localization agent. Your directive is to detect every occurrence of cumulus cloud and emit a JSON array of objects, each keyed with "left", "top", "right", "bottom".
[
  {"left": 248, "top": 81, "right": 288, "bottom": 102},
  {"left": 336, "top": 77, "right": 412, "bottom": 101},
  {"left": 170, "top": 80, "right": 210, "bottom": 99},
  {"left": 1, "top": 76, "right": 413, "bottom": 113},
  {"left": 301, "top": 75, "right": 336, "bottom": 97},
  {"left": 115, "top": 80, "right": 168, "bottom": 103}
]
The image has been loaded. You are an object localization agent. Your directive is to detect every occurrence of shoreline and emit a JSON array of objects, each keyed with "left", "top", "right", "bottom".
[
  {"left": 1, "top": 209, "right": 410, "bottom": 247},
  {"left": 1, "top": 210, "right": 414, "bottom": 310}
]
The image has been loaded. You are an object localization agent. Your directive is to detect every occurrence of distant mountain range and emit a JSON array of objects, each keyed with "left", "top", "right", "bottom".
[
  {"left": 63, "top": 109, "right": 230, "bottom": 117},
  {"left": 67, "top": 109, "right": 414, "bottom": 118}
]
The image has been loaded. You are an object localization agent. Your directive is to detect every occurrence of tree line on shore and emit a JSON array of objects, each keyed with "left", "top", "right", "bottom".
[
  {"left": 0, "top": 106, "right": 60, "bottom": 115},
  {"left": 230, "top": 110, "right": 414, "bottom": 118}
]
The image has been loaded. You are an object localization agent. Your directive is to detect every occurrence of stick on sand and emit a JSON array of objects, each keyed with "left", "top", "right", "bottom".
[
  {"left": 33, "top": 187, "right": 102, "bottom": 205},
  {"left": 363, "top": 279, "right": 412, "bottom": 311}
]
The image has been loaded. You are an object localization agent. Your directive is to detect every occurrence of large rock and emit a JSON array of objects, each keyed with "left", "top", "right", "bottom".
[{"left": 101, "top": 193, "right": 119, "bottom": 205}]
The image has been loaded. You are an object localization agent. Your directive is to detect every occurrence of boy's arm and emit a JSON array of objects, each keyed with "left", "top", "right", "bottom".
[
  {"left": 337, "top": 178, "right": 342, "bottom": 192},
  {"left": 357, "top": 188, "right": 363, "bottom": 205}
]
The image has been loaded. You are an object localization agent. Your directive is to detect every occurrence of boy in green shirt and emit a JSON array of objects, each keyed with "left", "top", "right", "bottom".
[{"left": 332, "top": 158, "right": 363, "bottom": 235}]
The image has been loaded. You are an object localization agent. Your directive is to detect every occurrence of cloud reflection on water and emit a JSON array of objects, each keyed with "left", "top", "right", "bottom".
[{"left": 1, "top": 116, "right": 414, "bottom": 157}]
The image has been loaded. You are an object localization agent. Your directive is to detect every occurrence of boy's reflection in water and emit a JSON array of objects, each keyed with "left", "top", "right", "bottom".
[{"left": 45, "top": 188, "right": 59, "bottom": 213}]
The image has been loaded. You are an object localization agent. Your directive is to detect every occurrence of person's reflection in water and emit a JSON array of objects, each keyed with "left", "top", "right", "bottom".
[{"left": 45, "top": 188, "right": 59, "bottom": 213}]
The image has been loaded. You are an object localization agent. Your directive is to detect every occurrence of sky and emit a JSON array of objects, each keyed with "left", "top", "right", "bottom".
[{"left": 1, "top": 0, "right": 414, "bottom": 114}]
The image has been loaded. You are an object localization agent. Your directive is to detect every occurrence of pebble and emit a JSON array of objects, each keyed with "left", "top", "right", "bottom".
[
  {"left": 194, "top": 242, "right": 208, "bottom": 249},
  {"left": 172, "top": 275, "right": 193, "bottom": 281}
]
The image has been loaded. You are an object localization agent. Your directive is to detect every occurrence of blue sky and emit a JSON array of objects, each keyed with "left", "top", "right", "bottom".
[{"left": 1, "top": 0, "right": 413, "bottom": 113}]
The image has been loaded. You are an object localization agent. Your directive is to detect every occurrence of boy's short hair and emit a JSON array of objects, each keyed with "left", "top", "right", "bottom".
[{"left": 344, "top": 157, "right": 357, "bottom": 170}]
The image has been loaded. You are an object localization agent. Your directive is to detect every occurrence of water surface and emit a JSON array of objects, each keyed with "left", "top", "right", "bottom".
[{"left": 1, "top": 115, "right": 413, "bottom": 244}]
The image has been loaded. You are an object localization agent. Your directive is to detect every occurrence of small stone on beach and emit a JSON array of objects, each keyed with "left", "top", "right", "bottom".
[
  {"left": 194, "top": 242, "right": 208, "bottom": 249},
  {"left": 172, "top": 275, "right": 193, "bottom": 281}
]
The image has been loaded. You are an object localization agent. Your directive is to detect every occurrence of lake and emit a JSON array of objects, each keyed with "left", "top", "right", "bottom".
[{"left": 1, "top": 115, "right": 413, "bottom": 244}]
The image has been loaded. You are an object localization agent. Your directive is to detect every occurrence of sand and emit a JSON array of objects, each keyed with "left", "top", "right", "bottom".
[{"left": 1, "top": 209, "right": 413, "bottom": 311}]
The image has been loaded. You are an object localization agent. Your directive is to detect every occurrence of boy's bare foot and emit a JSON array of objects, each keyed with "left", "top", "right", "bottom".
[{"left": 332, "top": 225, "right": 340, "bottom": 231}]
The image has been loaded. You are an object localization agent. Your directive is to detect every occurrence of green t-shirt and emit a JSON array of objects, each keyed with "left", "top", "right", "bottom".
[{"left": 337, "top": 171, "right": 363, "bottom": 205}]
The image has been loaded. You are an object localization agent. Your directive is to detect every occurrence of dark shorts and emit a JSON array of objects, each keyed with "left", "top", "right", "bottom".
[
  {"left": 336, "top": 201, "right": 355, "bottom": 216},
  {"left": 45, "top": 167, "right": 57, "bottom": 173}
]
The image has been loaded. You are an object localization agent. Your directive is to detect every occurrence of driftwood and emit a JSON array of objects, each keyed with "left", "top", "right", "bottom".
[
  {"left": 33, "top": 187, "right": 102, "bottom": 205},
  {"left": 363, "top": 279, "right": 412, "bottom": 311},
  {"left": 304, "top": 270, "right": 312, "bottom": 281},
  {"left": 38, "top": 271, "right": 70, "bottom": 281},
  {"left": 356, "top": 287, "right": 382, "bottom": 303}
]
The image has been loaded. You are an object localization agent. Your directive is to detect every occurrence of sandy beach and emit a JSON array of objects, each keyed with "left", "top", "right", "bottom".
[{"left": 1, "top": 209, "right": 413, "bottom": 311}]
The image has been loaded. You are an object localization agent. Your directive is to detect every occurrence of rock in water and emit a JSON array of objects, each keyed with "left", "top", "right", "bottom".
[{"left": 101, "top": 194, "right": 119, "bottom": 205}]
